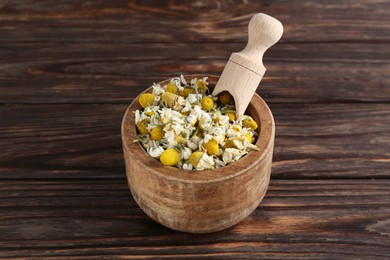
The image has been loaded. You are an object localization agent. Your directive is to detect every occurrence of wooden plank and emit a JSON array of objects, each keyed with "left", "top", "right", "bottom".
[
  {"left": 0, "top": 42, "right": 389, "bottom": 103},
  {"left": 0, "top": 103, "right": 388, "bottom": 179},
  {"left": 270, "top": 103, "right": 390, "bottom": 178},
  {"left": 0, "top": 179, "right": 389, "bottom": 258},
  {"left": 0, "top": 0, "right": 389, "bottom": 43}
]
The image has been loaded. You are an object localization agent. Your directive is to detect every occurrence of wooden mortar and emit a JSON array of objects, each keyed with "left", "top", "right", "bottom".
[{"left": 121, "top": 75, "right": 275, "bottom": 233}]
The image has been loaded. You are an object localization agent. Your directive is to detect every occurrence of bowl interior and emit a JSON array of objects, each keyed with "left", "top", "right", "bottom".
[{"left": 121, "top": 75, "right": 274, "bottom": 183}]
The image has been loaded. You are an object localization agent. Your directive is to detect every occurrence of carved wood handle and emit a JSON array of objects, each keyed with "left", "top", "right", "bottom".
[{"left": 238, "top": 13, "right": 283, "bottom": 74}]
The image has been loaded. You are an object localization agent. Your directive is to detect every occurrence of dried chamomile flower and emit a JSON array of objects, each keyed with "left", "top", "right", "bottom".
[
  {"left": 201, "top": 96, "right": 214, "bottom": 111},
  {"left": 161, "top": 92, "right": 177, "bottom": 108},
  {"left": 166, "top": 82, "right": 178, "bottom": 94},
  {"left": 173, "top": 135, "right": 184, "bottom": 144},
  {"left": 202, "top": 137, "right": 219, "bottom": 156},
  {"left": 222, "top": 148, "right": 246, "bottom": 164},
  {"left": 189, "top": 151, "right": 203, "bottom": 168},
  {"left": 138, "top": 93, "right": 155, "bottom": 108},
  {"left": 136, "top": 118, "right": 150, "bottom": 135},
  {"left": 196, "top": 79, "right": 208, "bottom": 93},
  {"left": 144, "top": 106, "right": 155, "bottom": 116},
  {"left": 244, "top": 133, "right": 253, "bottom": 143},
  {"left": 152, "top": 83, "right": 165, "bottom": 96},
  {"left": 178, "top": 87, "right": 195, "bottom": 98},
  {"left": 147, "top": 145, "right": 164, "bottom": 158},
  {"left": 133, "top": 75, "right": 260, "bottom": 171},
  {"left": 150, "top": 126, "right": 164, "bottom": 140},
  {"left": 187, "top": 114, "right": 198, "bottom": 126},
  {"left": 242, "top": 116, "right": 258, "bottom": 130},
  {"left": 224, "top": 137, "right": 243, "bottom": 149},
  {"left": 227, "top": 112, "right": 236, "bottom": 122},
  {"left": 188, "top": 151, "right": 215, "bottom": 170},
  {"left": 218, "top": 91, "right": 234, "bottom": 105},
  {"left": 160, "top": 148, "right": 181, "bottom": 166}
]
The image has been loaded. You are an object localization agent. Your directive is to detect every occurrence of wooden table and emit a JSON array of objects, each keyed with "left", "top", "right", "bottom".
[{"left": 1, "top": 1, "right": 389, "bottom": 258}]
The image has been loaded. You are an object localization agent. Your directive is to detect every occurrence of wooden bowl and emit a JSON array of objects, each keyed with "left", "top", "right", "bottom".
[{"left": 121, "top": 75, "right": 275, "bottom": 233}]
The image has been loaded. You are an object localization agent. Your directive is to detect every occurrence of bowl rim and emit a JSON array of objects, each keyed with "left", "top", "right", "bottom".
[{"left": 121, "top": 74, "right": 275, "bottom": 184}]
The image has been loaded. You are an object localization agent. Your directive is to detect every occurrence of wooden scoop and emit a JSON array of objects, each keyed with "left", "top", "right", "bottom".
[{"left": 212, "top": 13, "right": 283, "bottom": 116}]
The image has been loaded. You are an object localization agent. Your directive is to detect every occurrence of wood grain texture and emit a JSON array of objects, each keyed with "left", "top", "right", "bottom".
[
  {"left": 0, "top": 103, "right": 388, "bottom": 179},
  {"left": 0, "top": 42, "right": 388, "bottom": 103},
  {"left": 0, "top": 0, "right": 389, "bottom": 43},
  {"left": 0, "top": 0, "right": 389, "bottom": 258},
  {"left": 0, "top": 179, "right": 389, "bottom": 258}
]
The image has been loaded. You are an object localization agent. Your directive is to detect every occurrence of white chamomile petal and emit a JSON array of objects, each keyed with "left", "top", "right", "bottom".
[
  {"left": 182, "top": 162, "right": 193, "bottom": 170},
  {"left": 190, "top": 135, "right": 201, "bottom": 144},
  {"left": 190, "top": 78, "right": 197, "bottom": 86},
  {"left": 209, "top": 127, "right": 225, "bottom": 143},
  {"left": 152, "top": 83, "right": 165, "bottom": 96},
  {"left": 187, "top": 94, "right": 199, "bottom": 104},
  {"left": 186, "top": 114, "right": 196, "bottom": 126},
  {"left": 187, "top": 140, "right": 198, "bottom": 150},
  {"left": 147, "top": 146, "right": 164, "bottom": 158},
  {"left": 233, "top": 138, "right": 245, "bottom": 150},
  {"left": 192, "top": 105, "right": 203, "bottom": 117},
  {"left": 203, "top": 134, "right": 213, "bottom": 143},
  {"left": 180, "top": 75, "right": 187, "bottom": 85},
  {"left": 222, "top": 148, "right": 245, "bottom": 164},
  {"left": 170, "top": 77, "right": 181, "bottom": 86},
  {"left": 196, "top": 153, "right": 215, "bottom": 170},
  {"left": 214, "top": 157, "right": 226, "bottom": 168},
  {"left": 181, "top": 147, "right": 192, "bottom": 160},
  {"left": 199, "top": 116, "right": 212, "bottom": 131},
  {"left": 164, "top": 130, "right": 175, "bottom": 145},
  {"left": 171, "top": 123, "right": 183, "bottom": 135},
  {"left": 181, "top": 101, "right": 192, "bottom": 113},
  {"left": 135, "top": 110, "right": 141, "bottom": 124}
]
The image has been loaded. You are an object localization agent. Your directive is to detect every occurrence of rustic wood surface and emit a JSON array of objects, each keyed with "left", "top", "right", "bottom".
[{"left": 0, "top": 0, "right": 389, "bottom": 259}]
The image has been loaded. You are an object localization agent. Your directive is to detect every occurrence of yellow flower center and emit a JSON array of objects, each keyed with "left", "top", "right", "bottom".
[
  {"left": 196, "top": 80, "right": 207, "bottom": 93},
  {"left": 244, "top": 133, "right": 252, "bottom": 143},
  {"left": 136, "top": 119, "right": 150, "bottom": 135},
  {"left": 178, "top": 87, "right": 195, "bottom": 98},
  {"left": 138, "top": 93, "right": 155, "bottom": 108},
  {"left": 175, "top": 135, "right": 185, "bottom": 144},
  {"left": 160, "top": 148, "right": 181, "bottom": 166},
  {"left": 161, "top": 92, "right": 177, "bottom": 108},
  {"left": 203, "top": 138, "right": 219, "bottom": 156},
  {"left": 227, "top": 112, "right": 236, "bottom": 122},
  {"left": 242, "top": 118, "right": 258, "bottom": 131},
  {"left": 188, "top": 151, "right": 204, "bottom": 167},
  {"left": 201, "top": 96, "right": 214, "bottom": 111},
  {"left": 150, "top": 126, "right": 164, "bottom": 140},
  {"left": 166, "top": 82, "right": 178, "bottom": 94},
  {"left": 224, "top": 137, "right": 244, "bottom": 148}
]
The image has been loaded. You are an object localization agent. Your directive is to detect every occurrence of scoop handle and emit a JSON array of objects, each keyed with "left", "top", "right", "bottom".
[{"left": 239, "top": 13, "right": 283, "bottom": 71}]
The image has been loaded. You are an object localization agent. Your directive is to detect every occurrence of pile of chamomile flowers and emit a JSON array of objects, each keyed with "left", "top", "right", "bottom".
[{"left": 134, "top": 75, "right": 259, "bottom": 171}]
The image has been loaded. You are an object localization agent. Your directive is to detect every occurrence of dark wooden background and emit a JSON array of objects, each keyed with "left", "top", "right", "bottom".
[{"left": 1, "top": 0, "right": 389, "bottom": 258}]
